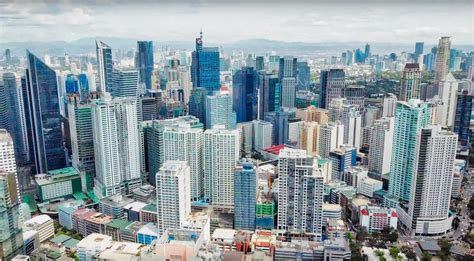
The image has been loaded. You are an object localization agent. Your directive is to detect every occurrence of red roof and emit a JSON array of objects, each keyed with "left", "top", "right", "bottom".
[
  {"left": 360, "top": 208, "right": 369, "bottom": 216},
  {"left": 264, "top": 145, "right": 287, "bottom": 155},
  {"left": 391, "top": 211, "right": 398, "bottom": 218}
]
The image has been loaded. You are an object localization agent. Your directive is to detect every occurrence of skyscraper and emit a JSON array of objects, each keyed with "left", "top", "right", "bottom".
[
  {"left": 382, "top": 93, "right": 397, "bottom": 117},
  {"left": 435, "top": 36, "right": 451, "bottom": 81},
  {"left": 25, "top": 50, "right": 67, "bottom": 173},
  {"left": 4, "top": 49, "right": 11, "bottom": 65},
  {"left": 205, "top": 91, "right": 236, "bottom": 129},
  {"left": 319, "top": 69, "right": 345, "bottom": 109},
  {"left": 156, "top": 161, "right": 191, "bottom": 234},
  {"left": 435, "top": 73, "right": 458, "bottom": 127},
  {"left": 277, "top": 148, "right": 324, "bottom": 240},
  {"left": 92, "top": 94, "right": 141, "bottom": 198},
  {"left": 296, "top": 62, "right": 311, "bottom": 91},
  {"left": 400, "top": 63, "right": 421, "bottom": 101},
  {"left": 368, "top": 117, "right": 394, "bottom": 180},
  {"left": 414, "top": 42, "right": 424, "bottom": 56},
  {"left": 136, "top": 41, "right": 154, "bottom": 90},
  {"left": 233, "top": 67, "right": 257, "bottom": 123},
  {"left": 191, "top": 33, "right": 220, "bottom": 93},
  {"left": 203, "top": 127, "right": 240, "bottom": 206},
  {"left": 234, "top": 159, "right": 257, "bottom": 231},
  {"left": 329, "top": 145, "right": 357, "bottom": 180},
  {"left": 257, "top": 72, "right": 280, "bottom": 120},
  {"left": 402, "top": 125, "right": 457, "bottom": 236},
  {"left": 252, "top": 120, "right": 273, "bottom": 150},
  {"left": 328, "top": 98, "right": 362, "bottom": 149},
  {"left": 453, "top": 90, "right": 473, "bottom": 146},
  {"left": 255, "top": 56, "right": 264, "bottom": 71},
  {"left": 384, "top": 99, "right": 432, "bottom": 207},
  {"left": 111, "top": 69, "right": 140, "bottom": 98},
  {"left": 364, "top": 43, "right": 371, "bottom": 60},
  {"left": 345, "top": 85, "right": 365, "bottom": 113},
  {"left": 264, "top": 110, "right": 289, "bottom": 145},
  {"left": 318, "top": 121, "right": 344, "bottom": 158},
  {"left": 188, "top": 87, "right": 207, "bottom": 127},
  {"left": 279, "top": 56, "right": 297, "bottom": 108},
  {"left": 96, "top": 41, "right": 113, "bottom": 93}
]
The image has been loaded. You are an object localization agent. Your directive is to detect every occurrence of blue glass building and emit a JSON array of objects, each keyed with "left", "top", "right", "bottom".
[
  {"left": 453, "top": 90, "right": 473, "bottom": 146},
  {"left": 96, "top": 41, "right": 113, "bottom": 93},
  {"left": 191, "top": 35, "right": 220, "bottom": 93},
  {"left": 319, "top": 69, "right": 345, "bottom": 109},
  {"left": 78, "top": 73, "right": 90, "bottom": 100},
  {"left": 65, "top": 74, "right": 79, "bottom": 94},
  {"left": 257, "top": 72, "right": 280, "bottom": 120},
  {"left": 233, "top": 67, "right": 256, "bottom": 123},
  {"left": 25, "top": 50, "right": 67, "bottom": 173},
  {"left": 205, "top": 92, "right": 236, "bottom": 129},
  {"left": 234, "top": 159, "right": 256, "bottom": 231},
  {"left": 188, "top": 87, "right": 207, "bottom": 127},
  {"left": 137, "top": 41, "right": 154, "bottom": 90},
  {"left": 329, "top": 146, "right": 357, "bottom": 180},
  {"left": 255, "top": 56, "right": 264, "bottom": 71},
  {"left": 264, "top": 110, "right": 289, "bottom": 145},
  {"left": 296, "top": 62, "right": 310, "bottom": 91}
]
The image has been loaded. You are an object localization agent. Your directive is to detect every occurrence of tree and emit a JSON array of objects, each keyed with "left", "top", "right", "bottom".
[
  {"left": 356, "top": 227, "right": 369, "bottom": 242},
  {"left": 350, "top": 240, "right": 363, "bottom": 261},
  {"left": 421, "top": 252, "right": 432, "bottom": 261},
  {"left": 405, "top": 251, "right": 417, "bottom": 260},
  {"left": 389, "top": 246, "right": 400, "bottom": 258},
  {"left": 374, "top": 250, "right": 385, "bottom": 257},
  {"left": 437, "top": 239, "right": 451, "bottom": 257}
]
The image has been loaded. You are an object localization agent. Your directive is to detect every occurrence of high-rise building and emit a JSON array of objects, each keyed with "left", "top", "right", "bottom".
[
  {"left": 203, "top": 127, "right": 240, "bottom": 206},
  {"left": 268, "top": 55, "right": 280, "bottom": 72},
  {"left": 414, "top": 42, "right": 424, "bottom": 56},
  {"left": 233, "top": 67, "right": 257, "bottom": 123},
  {"left": 279, "top": 56, "right": 297, "bottom": 108},
  {"left": 205, "top": 91, "right": 236, "bottom": 129},
  {"left": 25, "top": 50, "right": 67, "bottom": 173},
  {"left": 435, "top": 36, "right": 451, "bottom": 81},
  {"left": 318, "top": 121, "right": 344, "bottom": 158},
  {"left": 253, "top": 120, "right": 273, "bottom": 150},
  {"left": 319, "top": 69, "right": 345, "bottom": 109},
  {"left": 364, "top": 43, "right": 371, "bottom": 60},
  {"left": 255, "top": 56, "right": 264, "bottom": 71},
  {"left": 401, "top": 125, "right": 457, "bottom": 236},
  {"left": 382, "top": 93, "right": 397, "bottom": 117},
  {"left": 234, "top": 159, "right": 256, "bottom": 231},
  {"left": 300, "top": 121, "right": 320, "bottom": 156},
  {"left": 364, "top": 105, "right": 380, "bottom": 127},
  {"left": 435, "top": 73, "right": 458, "bottom": 127},
  {"left": 188, "top": 87, "right": 207, "bottom": 127},
  {"left": 163, "top": 125, "right": 203, "bottom": 201},
  {"left": 78, "top": 73, "right": 90, "bottom": 101},
  {"left": 345, "top": 85, "right": 365, "bottom": 113},
  {"left": 191, "top": 34, "right": 220, "bottom": 93},
  {"left": 329, "top": 146, "right": 357, "bottom": 181},
  {"left": 277, "top": 148, "right": 324, "bottom": 240},
  {"left": 257, "top": 72, "right": 280, "bottom": 120},
  {"left": 96, "top": 41, "right": 113, "bottom": 93},
  {"left": 92, "top": 94, "right": 141, "bottom": 198},
  {"left": 295, "top": 106, "right": 329, "bottom": 123},
  {"left": 264, "top": 110, "right": 289, "bottom": 145},
  {"left": 328, "top": 98, "right": 362, "bottom": 149},
  {"left": 400, "top": 63, "right": 421, "bottom": 101},
  {"left": 111, "top": 69, "right": 139, "bottom": 98},
  {"left": 453, "top": 90, "right": 473, "bottom": 146},
  {"left": 385, "top": 99, "right": 432, "bottom": 207},
  {"left": 67, "top": 94, "right": 95, "bottom": 191},
  {"left": 4, "top": 49, "right": 11, "bottom": 65},
  {"left": 368, "top": 117, "right": 394, "bottom": 180},
  {"left": 296, "top": 62, "right": 310, "bottom": 91},
  {"left": 156, "top": 161, "right": 191, "bottom": 234},
  {"left": 136, "top": 41, "right": 154, "bottom": 90}
]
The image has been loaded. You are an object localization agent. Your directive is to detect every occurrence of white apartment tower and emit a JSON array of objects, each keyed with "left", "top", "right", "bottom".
[
  {"left": 368, "top": 117, "right": 395, "bottom": 180},
  {"left": 435, "top": 73, "right": 458, "bottom": 127},
  {"left": 318, "top": 122, "right": 344, "bottom": 158},
  {"left": 253, "top": 120, "right": 273, "bottom": 151}
]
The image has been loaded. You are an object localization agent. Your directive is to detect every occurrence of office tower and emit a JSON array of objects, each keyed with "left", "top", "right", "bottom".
[
  {"left": 319, "top": 69, "right": 345, "bottom": 109},
  {"left": 329, "top": 146, "right": 357, "bottom": 181},
  {"left": 177, "top": 66, "right": 192, "bottom": 104},
  {"left": 67, "top": 94, "right": 95, "bottom": 191},
  {"left": 268, "top": 55, "right": 280, "bottom": 72},
  {"left": 402, "top": 125, "right": 457, "bottom": 236},
  {"left": 4, "top": 49, "right": 11, "bottom": 65},
  {"left": 255, "top": 56, "right": 264, "bottom": 71},
  {"left": 191, "top": 34, "right": 220, "bottom": 92},
  {"left": 0, "top": 81, "right": 7, "bottom": 130},
  {"left": 288, "top": 120, "right": 303, "bottom": 147},
  {"left": 257, "top": 72, "right": 280, "bottom": 120},
  {"left": 78, "top": 74, "right": 90, "bottom": 100},
  {"left": 236, "top": 122, "right": 253, "bottom": 156},
  {"left": 277, "top": 148, "right": 324, "bottom": 240},
  {"left": 435, "top": 37, "right": 451, "bottom": 81},
  {"left": 435, "top": 73, "right": 458, "bottom": 127},
  {"left": 355, "top": 49, "right": 365, "bottom": 63},
  {"left": 300, "top": 121, "right": 320, "bottom": 156},
  {"left": 296, "top": 62, "right": 311, "bottom": 91},
  {"left": 328, "top": 99, "right": 362, "bottom": 149},
  {"left": 382, "top": 93, "right": 397, "bottom": 117},
  {"left": 96, "top": 41, "right": 113, "bottom": 93},
  {"left": 368, "top": 117, "right": 394, "bottom": 180},
  {"left": 278, "top": 56, "right": 297, "bottom": 108},
  {"left": 253, "top": 120, "right": 273, "bottom": 150},
  {"left": 233, "top": 67, "right": 257, "bottom": 123},
  {"left": 111, "top": 69, "right": 139, "bottom": 98},
  {"left": 453, "top": 90, "right": 473, "bottom": 146},
  {"left": 163, "top": 125, "right": 203, "bottom": 201},
  {"left": 156, "top": 161, "right": 191, "bottom": 234},
  {"left": 203, "top": 127, "right": 240, "bottom": 206},
  {"left": 205, "top": 91, "right": 236, "bottom": 129},
  {"left": 345, "top": 85, "right": 365, "bottom": 113},
  {"left": 188, "top": 87, "right": 207, "bottom": 126},
  {"left": 414, "top": 42, "right": 424, "bottom": 56},
  {"left": 234, "top": 159, "right": 257, "bottom": 231},
  {"left": 264, "top": 110, "right": 289, "bottom": 145},
  {"left": 400, "top": 63, "right": 421, "bottom": 101},
  {"left": 65, "top": 74, "right": 79, "bottom": 94},
  {"left": 136, "top": 41, "right": 154, "bottom": 90},
  {"left": 364, "top": 43, "right": 371, "bottom": 60},
  {"left": 92, "top": 94, "right": 141, "bottom": 198},
  {"left": 295, "top": 106, "right": 329, "bottom": 123},
  {"left": 318, "top": 121, "right": 344, "bottom": 158},
  {"left": 0, "top": 171, "right": 23, "bottom": 259},
  {"left": 385, "top": 99, "right": 432, "bottom": 207},
  {"left": 25, "top": 50, "right": 67, "bottom": 173}
]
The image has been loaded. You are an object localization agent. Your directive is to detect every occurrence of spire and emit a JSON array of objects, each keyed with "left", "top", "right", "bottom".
[{"left": 200, "top": 28, "right": 203, "bottom": 40}]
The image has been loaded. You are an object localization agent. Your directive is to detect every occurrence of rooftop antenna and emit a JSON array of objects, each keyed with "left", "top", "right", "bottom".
[{"left": 200, "top": 28, "right": 203, "bottom": 40}]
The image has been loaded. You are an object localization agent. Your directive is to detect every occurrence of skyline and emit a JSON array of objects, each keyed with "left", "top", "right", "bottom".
[{"left": 0, "top": 0, "right": 473, "bottom": 45}]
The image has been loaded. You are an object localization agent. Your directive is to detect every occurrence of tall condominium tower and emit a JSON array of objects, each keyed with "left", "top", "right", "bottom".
[
  {"left": 163, "top": 125, "right": 204, "bottom": 201},
  {"left": 233, "top": 67, "right": 257, "bottom": 123},
  {"left": 384, "top": 99, "right": 432, "bottom": 207},
  {"left": 277, "top": 148, "right": 324, "bottom": 241},
  {"left": 96, "top": 41, "right": 113, "bottom": 93},
  {"left": 136, "top": 41, "right": 154, "bottom": 90},
  {"left": 368, "top": 117, "right": 394, "bottom": 180},
  {"left": 435, "top": 73, "right": 458, "bottom": 127},
  {"left": 319, "top": 69, "right": 345, "bottom": 109},
  {"left": 279, "top": 56, "right": 297, "bottom": 108},
  {"left": 318, "top": 121, "right": 344, "bottom": 158},
  {"left": 92, "top": 94, "right": 141, "bottom": 198},
  {"left": 382, "top": 93, "right": 397, "bottom": 117},
  {"left": 234, "top": 159, "right": 257, "bottom": 231},
  {"left": 328, "top": 98, "right": 362, "bottom": 149},
  {"left": 156, "top": 161, "right": 191, "bottom": 235},
  {"left": 191, "top": 33, "right": 220, "bottom": 93},
  {"left": 435, "top": 36, "right": 451, "bottom": 81},
  {"left": 205, "top": 90, "right": 236, "bottom": 130},
  {"left": 111, "top": 69, "right": 140, "bottom": 98},
  {"left": 400, "top": 63, "right": 421, "bottom": 101},
  {"left": 25, "top": 50, "right": 67, "bottom": 173},
  {"left": 203, "top": 127, "right": 240, "bottom": 206},
  {"left": 401, "top": 125, "right": 457, "bottom": 236},
  {"left": 252, "top": 120, "right": 273, "bottom": 150}
]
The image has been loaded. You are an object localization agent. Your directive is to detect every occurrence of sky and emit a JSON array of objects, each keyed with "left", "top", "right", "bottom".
[{"left": 0, "top": 0, "right": 473, "bottom": 45}]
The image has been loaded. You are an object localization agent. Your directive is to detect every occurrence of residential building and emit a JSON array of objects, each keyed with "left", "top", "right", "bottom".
[
  {"left": 359, "top": 206, "right": 398, "bottom": 233},
  {"left": 382, "top": 93, "right": 397, "bottom": 117},
  {"left": 0, "top": 171, "right": 23, "bottom": 259},
  {"left": 435, "top": 73, "right": 458, "bottom": 127},
  {"left": 205, "top": 90, "right": 236, "bottom": 129},
  {"left": 23, "top": 215, "right": 54, "bottom": 243},
  {"left": 368, "top": 117, "right": 394, "bottom": 180},
  {"left": 296, "top": 106, "right": 329, "bottom": 123},
  {"left": 234, "top": 159, "right": 257, "bottom": 231},
  {"left": 400, "top": 63, "right": 421, "bottom": 101},
  {"left": 318, "top": 121, "right": 344, "bottom": 158},
  {"left": 329, "top": 146, "right": 357, "bottom": 181},
  {"left": 435, "top": 36, "right": 451, "bottom": 81},
  {"left": 111, "top": 69, "right": 139, "bottom": 98}
]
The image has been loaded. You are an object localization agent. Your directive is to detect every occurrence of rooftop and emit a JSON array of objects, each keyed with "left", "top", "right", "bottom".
[
  {"left": 212, "top": 228, "right": 236, "bottom": 241},
  {"left": 106, "top": 219, "right": 132, "bottom": 230},
  {"left": 100, "top": 194, "right": 134, "bottom": 207},
  {"left": 123, "top": 201, "right": 147, "bottom": 212},
  {"left": 0, "top": 129, "right": 12, "bottom": 143},
  {"left": 24, "top": 214, "right": 52, "bottom": 227},
  {"left": 35, "top": 167, "right": 80, "bottom": 186}
]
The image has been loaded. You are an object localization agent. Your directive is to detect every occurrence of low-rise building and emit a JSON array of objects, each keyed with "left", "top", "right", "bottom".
[
  {"left": 359, "top": 206, "right": 398, "bottom": 233},
  {"left": 58, "top": 200, "right": 83, "bottom": 230},
  {"left": 132, "top": 184, "right": 156, "bottom": 203},
  {"left": 325, "top": 219, "right": 346, "bottom": 240},
  {"left": 140, "top": 201, "right": 157, "bottom": 223},
  {"left": 84, "top": 212, "right": 112, "bottom": 236},
  {"left": 123, "top": 201, "right": 147, "bottom": 222},
  {"left": 97, "top": 241, "right": 145, "bottom": 260},
  {"left": 23, "top": 215, "right": 54, "bottom": 243},
  {"left": 322, "top": 204, "right": 342, "bottom": 226},
  {"left": 99, "top": 194, "right": 134, "bottom": 219},
  {"left": 137, "top": 223, "right": 160, "bottom": 245},
  {"left": 77, "top": 233, "right": 113, "bottom": 261},
  {"left": 34, "top": 167, "right": 82, "bottom": 202},
  {"left": 357, "top": 176, "right": 383, "bottom": 198},
  {"left": 72, "top": 208, "right": 97, "bottom": 236}
]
